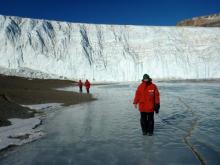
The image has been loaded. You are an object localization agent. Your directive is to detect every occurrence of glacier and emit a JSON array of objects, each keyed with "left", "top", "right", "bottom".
[{"left": 0, "top": 15, "right": 220, "bottom": 81}]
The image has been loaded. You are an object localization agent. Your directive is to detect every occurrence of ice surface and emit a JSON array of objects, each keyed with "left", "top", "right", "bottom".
[
  {"left": 0, "top": 117, "right": 44, "bottom": 151},
  {"left": 0, "top": 103, "right": 65, "bottom": 151},
  {"left": 0, "top": 82, "right": 219, "bottom": 164},
  {"left": 0, "top": 15, "right": 220, "bottom": 81}
]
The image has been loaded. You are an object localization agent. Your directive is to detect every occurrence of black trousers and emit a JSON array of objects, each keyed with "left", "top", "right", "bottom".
[
  {"left": 79, "top": 87, "right": 82, "bottom": 93},
  {"left": 86, "top": 88, "right": 90, "bottom": 94},
  {"left": 140, "top": 112, "right": 154, "bottom": 134}
]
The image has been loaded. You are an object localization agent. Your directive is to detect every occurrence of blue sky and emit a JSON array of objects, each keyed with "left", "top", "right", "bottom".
[{"left": 0, "top": 0, "right": 220, "bottom": 26}]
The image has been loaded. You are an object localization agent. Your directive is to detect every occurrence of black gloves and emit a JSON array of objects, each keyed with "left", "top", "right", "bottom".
[{"left": 154, "top": 104, "right": 160, "bottom": 114}]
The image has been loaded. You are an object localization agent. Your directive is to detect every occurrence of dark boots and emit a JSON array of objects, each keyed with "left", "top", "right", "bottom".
[{"left": 140, "top": 112, "right": 154, "bottom": 136}]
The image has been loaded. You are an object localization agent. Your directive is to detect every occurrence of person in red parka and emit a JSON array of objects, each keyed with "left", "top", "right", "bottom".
[
  {"left": 133, "top": 74, "right": 160, "bottom": 136},
  {"left": 84, "top": 79, "right": 91, "bottom": 94},
  {"left": 78, "top": 80, "right": 83, "bottom": 93}
]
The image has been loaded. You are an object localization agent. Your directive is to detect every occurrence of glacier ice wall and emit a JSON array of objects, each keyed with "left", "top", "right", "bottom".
[{"left": 0, "top": 15, "right": 220, "bottom": 81}]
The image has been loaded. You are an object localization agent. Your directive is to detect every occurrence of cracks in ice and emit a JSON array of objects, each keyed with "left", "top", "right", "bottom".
[
  {"left": 42, "top": 21, "right": 55, "bottom": 39},
  {"left": 80, "top": 25, "right": 93, "bottom": 66},
  {"left": 160, "top": 93, "right": 207, "bottom": 164},
  {"left": 5, "top": 19, "right": 21, "bottom": 46},
  {"left": 177, "top": 96, "right": 206, "bottom": 165},
  {"left": 96, "top": 27, "right": 107, "bottom": 69},
  {"left": 36, "top": 30, "right": 47, "bottom": 53},
  {"left": 42, "top": 21, "right": 57, "bottom": 56}
]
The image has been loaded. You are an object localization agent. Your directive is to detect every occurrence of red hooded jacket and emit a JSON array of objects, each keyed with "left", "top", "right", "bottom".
[
  {"left": 133, "top": 81, "right": 160, "bottom": 112},
  {"left": 84, "top": 80, "right": 91, "bottom": 89}
]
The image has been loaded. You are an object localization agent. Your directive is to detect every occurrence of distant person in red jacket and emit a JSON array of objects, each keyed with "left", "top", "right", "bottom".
[
  {"left": 84, "top": 79, "right": 91, "bottom": 94},
  {"left": 133, "top": 74, "right": 160, "bottom": 136},
  {"left": 78, "top": 80, "right": 83, "bottom": 93}
]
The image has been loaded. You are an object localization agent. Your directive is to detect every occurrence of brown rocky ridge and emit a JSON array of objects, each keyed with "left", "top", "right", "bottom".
[{"left": 177, "top": 13, "right": 220, "bottom": 27}]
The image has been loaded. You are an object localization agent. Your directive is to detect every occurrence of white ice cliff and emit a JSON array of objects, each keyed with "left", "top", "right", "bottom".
[{"left": 0, "top": 15, "right": 220, "bottom": 81}]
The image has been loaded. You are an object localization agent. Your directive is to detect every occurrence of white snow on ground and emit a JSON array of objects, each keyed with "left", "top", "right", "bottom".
[
  {"left": 0, "top": 118, "right": 44, "bottom": 150},
  {"left": 21, "top": 103, "right": 63, "bottom": 111},
  {"left": 0, "top": 103, "right": 64, "bottom": 151},
  {"left": 0, "top": 66, "right": 63, "bottom": 80},
  {"left": 56, "top": 86, "right": 77, "bottom": 92}
]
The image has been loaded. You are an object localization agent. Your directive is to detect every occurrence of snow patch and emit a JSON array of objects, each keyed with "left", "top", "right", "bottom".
[
  {"left": 21, "top": 103, "right": 63, "bottom": 111},
  {"left": 0, "top": 66, "right": 67, "bottom": 80},
  {"left": 0, "top": 117, "right": 44, "bottom": 151}
]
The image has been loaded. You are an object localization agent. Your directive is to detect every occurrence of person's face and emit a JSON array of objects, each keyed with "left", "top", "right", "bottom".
[{"left": 143, "top": 78, "right": 149, "bottom": 82}]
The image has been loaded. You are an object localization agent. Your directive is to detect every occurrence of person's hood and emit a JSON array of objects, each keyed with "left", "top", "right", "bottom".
[{"left": 142, "top": 78, "right": 152, "bottom": 83}]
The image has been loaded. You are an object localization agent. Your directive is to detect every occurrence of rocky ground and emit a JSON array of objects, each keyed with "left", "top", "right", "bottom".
[{"left": 0, "top": 74, "right": 96, "bottom": 127}]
